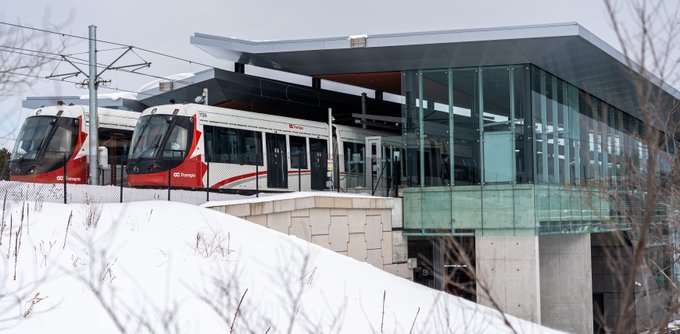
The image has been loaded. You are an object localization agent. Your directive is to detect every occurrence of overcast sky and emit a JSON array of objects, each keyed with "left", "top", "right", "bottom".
[{"left": 1, "top": 0, "right": 676, "bottom": 149}]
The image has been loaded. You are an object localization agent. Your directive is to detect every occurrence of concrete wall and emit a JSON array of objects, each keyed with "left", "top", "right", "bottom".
[
  {"left": 539, "top": 234, "right": 593, "bottom": 334},
  {"left": 207, "top": 195, "right": 411, "bottom": 280},
  {"left": 475, "top": 235, "right": 541, "bottom": 323}
]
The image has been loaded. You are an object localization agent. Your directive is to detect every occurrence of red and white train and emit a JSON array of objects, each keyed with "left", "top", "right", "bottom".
[
  {"left": 126, "top": 103, "right": 400, "bottom": 192},
  {"left": 9, "top": 105, "right": 139, "bottom": 184}
]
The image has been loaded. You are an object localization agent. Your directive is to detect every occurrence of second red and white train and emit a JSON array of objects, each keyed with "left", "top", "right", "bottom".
[{"left": 126, "top": 103, "right": 399, "bottom": 192}]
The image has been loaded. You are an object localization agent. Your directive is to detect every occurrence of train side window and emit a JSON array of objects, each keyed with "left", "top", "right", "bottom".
[
  {"left": 242, "top": 130, "right": 262, "bottom": 165},
  {"left": 290, "top": 136, "right": 307, "bottom": 169},
  {"left": 204, "top": 125, "right": 262, "bottom": 165}
]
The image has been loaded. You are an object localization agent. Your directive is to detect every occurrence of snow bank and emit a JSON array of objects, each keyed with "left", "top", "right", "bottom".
[{"left": 0, "top": 190, "right": 563, "bottom": 333}]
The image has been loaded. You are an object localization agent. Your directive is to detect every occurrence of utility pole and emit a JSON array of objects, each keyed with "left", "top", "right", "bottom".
[
  {"left": 88, "top": 25, "right": 99, "bottom": 185},
  {"left": 46, "top": 25, "right": 151, "bottom": 185}
]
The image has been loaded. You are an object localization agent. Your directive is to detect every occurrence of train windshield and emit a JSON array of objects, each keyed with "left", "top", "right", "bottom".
[
  {"left": 11, "top": 116, "right": 78, "bottom": 161},
  {"left": 129, "top": 115, "right": 192, "bottom": 160}
]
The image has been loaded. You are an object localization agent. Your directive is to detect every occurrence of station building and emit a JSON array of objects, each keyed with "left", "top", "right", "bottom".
[{"left": 180, "top": 23, "right": 676, "bottom": 333}]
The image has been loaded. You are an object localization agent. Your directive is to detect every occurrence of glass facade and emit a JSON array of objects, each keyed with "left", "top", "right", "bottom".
[{"left": 402, "top": 64, "right": 670, "bottom": 236}]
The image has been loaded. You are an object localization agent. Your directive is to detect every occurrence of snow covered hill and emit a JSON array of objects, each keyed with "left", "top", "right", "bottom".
[{"left": 0, "top": 198, "right": 563, "bottom": 333}]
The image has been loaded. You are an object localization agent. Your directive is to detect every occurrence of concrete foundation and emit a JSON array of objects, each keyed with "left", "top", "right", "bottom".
[
  {"left": 475, "top": 235, "right": 541, "bottom": 323},
  {"left": 539, "top": 234, "right": 593, "bottom": 334}
]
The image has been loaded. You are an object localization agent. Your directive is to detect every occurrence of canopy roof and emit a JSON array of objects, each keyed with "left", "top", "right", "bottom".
[{"left": 191, "top": 22, "right": 678, "bottom": 120}]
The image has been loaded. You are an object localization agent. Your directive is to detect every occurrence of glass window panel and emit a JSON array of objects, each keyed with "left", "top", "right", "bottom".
[
  {"left": 578, "top": 92, "right": 593, "bottom": 182},
  {"left": 482, "top": 67, "right": 511, "bottom": 132},
  {"left": 531, "top": 67, "right": 548, "bottom": 184},
  {"left": 290, "top": 136, "right": 307, "bottom": 169},
  {"left": 545, "top": 73, "right": 556, "bottom": 184},
  {"left": 344, "top": 142, "right": 365, "bottom": 188},
  {"left": 513, "top": 65, "right": 533, "bottom": 184},
  {"left": 422, "top": 70, "right": 450, "bottom": 186},
  {"left": 204, "top": 125, "right": 262, "bottom": 165},
  {"left": 452, "top": 68, "right": 480, "bottom": 185},
  {"left": 482, "top": 67, "right": 513, "bottom": 183},
  {"left": 162, "top": 125, "right": 188, "bottom": 159},
  {"left": 401, "top": 70, "right": 421, "bottom": 187}
]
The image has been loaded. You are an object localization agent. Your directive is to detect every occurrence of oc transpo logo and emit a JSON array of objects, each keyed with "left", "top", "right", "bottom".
[
  {"left": 173, "top": 172, "right": 196, "bottom": 178},
  {"left": 56, "top": 175, "right": 82, "bottom": 182},
  {"left": 288, "top": 124, "right": 304, "bottom": 131}
]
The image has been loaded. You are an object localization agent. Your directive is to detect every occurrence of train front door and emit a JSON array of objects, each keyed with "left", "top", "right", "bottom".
[
  {"left": 309, "top": 138, "right": 327, "bottom": 190},
  {"left": 266, "top": 133, "right": 287, "bottom": 189}
]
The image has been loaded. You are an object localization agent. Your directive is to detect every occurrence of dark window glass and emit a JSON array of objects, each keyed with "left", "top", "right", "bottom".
[
  {"left": 452, "top": 68, "right": 480, "bottom": 185},
  {"left": 204, "top": 125, "right": 262, "bottom": 165},
  {"left": 129, "top": 115, "right": 193, "bottom": 161},
  {"left": 12, "top": 116, "right": 79, "bottom": 162},
  {"left": 290, "top": 136, "right": 307, "bottom": 169}
]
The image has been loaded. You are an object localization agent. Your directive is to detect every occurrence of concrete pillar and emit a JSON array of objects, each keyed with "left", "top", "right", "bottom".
[
  {"left": 539, "top": 234, "right": 593, "bottom": 334},
  {"left": 475, "top": 235, "right": 541, "bottom": 323}
]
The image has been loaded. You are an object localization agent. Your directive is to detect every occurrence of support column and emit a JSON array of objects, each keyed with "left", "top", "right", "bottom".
[
  {"left": 539, "top": 234, "right": 593, "bottom": 334},
  {"left": 476, "top": 235, "right": 541, "bottom": 323}
]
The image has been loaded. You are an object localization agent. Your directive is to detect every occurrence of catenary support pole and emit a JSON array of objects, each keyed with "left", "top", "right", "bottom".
[{"left": 88, "top": 25, "right": 99, "bottom": 185}]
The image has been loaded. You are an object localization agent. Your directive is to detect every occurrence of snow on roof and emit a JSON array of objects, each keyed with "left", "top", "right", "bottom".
[
  {"left": 138, "top": 72, "right": 197, "bottom": 92},
  {"left": 78, "top": 91, "right": 138, "bottom": 101}
]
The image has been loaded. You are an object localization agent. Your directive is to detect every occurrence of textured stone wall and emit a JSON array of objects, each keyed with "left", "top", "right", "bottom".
[{"left": 207, "top": 195, "right": 412, "bottom": 280}]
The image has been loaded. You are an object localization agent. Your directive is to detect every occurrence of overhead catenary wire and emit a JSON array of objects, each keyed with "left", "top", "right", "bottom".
[
  {"left": 0, "top": 21, "right": 227, "bottom": 98},
  {"left": 0, "top": 21, "right": 215, "bottom": 69},
  {"left": 0, "top": 21, "right": 352, "bottom": 113}
]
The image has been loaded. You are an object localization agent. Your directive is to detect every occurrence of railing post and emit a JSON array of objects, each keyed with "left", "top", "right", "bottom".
[
  {"left": 119, "top": 156, "right": 124, "bottom": 203},
  {"left": 371, "top": 156, "right": 375, "bottom": 196},
  {"left": 255, "top": 159, "right": 259, "bottom": 198},
  {"left": 386, "top": 158, "right": 391, "bottom": 197},
  {"left": 63, "top": 153, "right": 67, "bottom": 204},
  {"left": 298, "top": 151, "right": 302, "bottom": 192},
  {"left": 167, "top": 169, "right": 171, "bottom": 201},
  {"left": 206, "top": 161, "right": 210, "bottom": 202}
]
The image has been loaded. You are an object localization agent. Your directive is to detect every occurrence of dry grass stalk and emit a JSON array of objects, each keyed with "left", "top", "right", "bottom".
[
  {"left": 380, "top": 290, "right": 386, "bottom": 333},
  {"left": 408, "top": 307, "right": 420, "bottom": 334},
  {"left": 230, "top": 288, "right": 248, "bottom": 334},
  {"left": 23, "top": 292, "right": 47, "bottom": 318},
  {"left": 13, "top": 222, "right": 23, "bottom": 280},
  {"left": 62, "top": 211, "right": 72, "bottom": 250},
  {"left": 6, "top": 215, "right": 12, "bottom": 260}
]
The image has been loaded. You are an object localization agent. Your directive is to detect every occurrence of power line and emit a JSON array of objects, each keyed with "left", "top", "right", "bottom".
[
  {"left": 0, "top": 21, "right": 215, "bottom": 69},
  {"left": 0, "top": 21, "right": 225, "bottom": 98}
]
